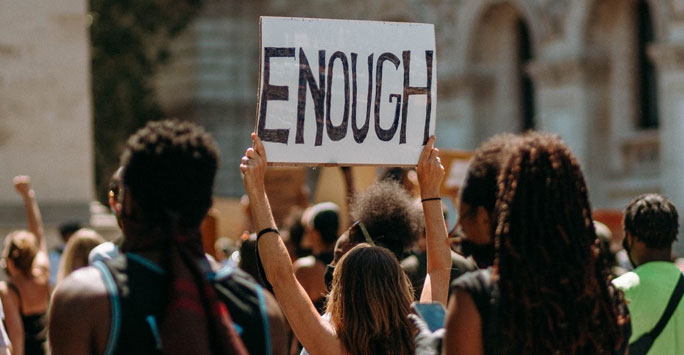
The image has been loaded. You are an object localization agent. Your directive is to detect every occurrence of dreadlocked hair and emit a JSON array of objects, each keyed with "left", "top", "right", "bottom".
[
  {"left": 121, "top": 119, "right": 218, "bottom": 229},
  {"left": 494, "top": 132, "right": 626, "bottom": 354},
  {"left": 121, "top": 119, "right": 246, "bottom": 354}
]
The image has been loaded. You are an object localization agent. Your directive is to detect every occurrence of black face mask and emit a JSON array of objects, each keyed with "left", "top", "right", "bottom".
[
  {"left": 324, "top": 264, "right": 335, "bottom": 291},
  {"left": 458, "top": 238, "right": 495, "bottom": 268}
]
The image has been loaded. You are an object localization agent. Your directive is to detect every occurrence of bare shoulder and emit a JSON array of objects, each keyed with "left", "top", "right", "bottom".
[
  {"left": 53, "top": 266, "right": 108, "bottom": 300},
  {"left": 49, "top": 266, "right": 111, "bottom": 355}
]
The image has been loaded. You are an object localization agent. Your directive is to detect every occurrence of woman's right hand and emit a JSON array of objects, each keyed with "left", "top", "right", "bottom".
[{"left": 240, "top": 133, "right": 268, "bottom": 195}]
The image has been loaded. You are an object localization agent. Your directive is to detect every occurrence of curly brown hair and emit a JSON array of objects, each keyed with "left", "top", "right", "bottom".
[
  {"left": 623, "top": 193, "right": 679, "bottom": 249},
  {"left": 494, "top": 132, "right": 626, "bottom": 354},
  {"left": 349, "top": 180, "right": 421, "bottom": 258},
  {"left": 121, "top": 119, "right": 219, "bottom": 229}
]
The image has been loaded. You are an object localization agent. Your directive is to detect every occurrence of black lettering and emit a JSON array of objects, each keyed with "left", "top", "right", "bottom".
[
  {"left": 296, "top": 49, "right": 326, "bottom": 146},
  {"left": 374, "top": 52, "right": 402, "bottom": 142},
  {"left": 325, "top": 51, "right": 350, "bottom": 141},
  {"left": 259, "top": 47, "right": 295, "bottom": 144},
  {"left": 402, "top": 50, "right": 433, "bottom": 145},
  {"left": 351, "top": 53, "right": 372, "bottom": 143}
]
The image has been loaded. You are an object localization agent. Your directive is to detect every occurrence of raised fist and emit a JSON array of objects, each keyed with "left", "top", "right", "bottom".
[{"left": 13, "top": 175, "right": 32, "bottom": 197}]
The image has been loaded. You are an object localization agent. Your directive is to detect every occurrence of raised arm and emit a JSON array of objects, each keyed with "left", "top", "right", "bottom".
[
  {"left": 13, "top": 176, "right": 45, "bottom": 251},
  {"left": 240, "top": 133, "right": 343, "bottom": 355},
  {"left": 417, "top": 137, "right": 451, "bottom": 305}
]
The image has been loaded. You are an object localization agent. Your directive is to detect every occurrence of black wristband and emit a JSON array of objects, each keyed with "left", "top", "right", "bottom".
[
  {"left": 421, "top": 197, "right": 441, "bottom": 203},
  {"left": 257, "top": 227, "right": 279, "bottom": 240}
]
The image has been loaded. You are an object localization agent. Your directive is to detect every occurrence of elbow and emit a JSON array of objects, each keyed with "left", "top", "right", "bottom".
[{"left": 266, "top": 263, "right": 295, "bottom": 289}]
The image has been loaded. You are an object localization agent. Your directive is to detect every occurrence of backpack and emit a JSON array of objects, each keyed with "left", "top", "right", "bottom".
[{"left": 93, "top": 253, "right": 272, "bottom": 355}]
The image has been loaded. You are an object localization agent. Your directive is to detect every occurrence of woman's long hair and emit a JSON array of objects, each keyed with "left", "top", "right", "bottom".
[
  {"left": 494, "top": 132, "right": 626, "bottom": 354},
  {"left": 56, "top": 228, "right": 105, "bottom": 283},
  {"left": 326, "top": 244, "right": 414, "bottom": 355}
]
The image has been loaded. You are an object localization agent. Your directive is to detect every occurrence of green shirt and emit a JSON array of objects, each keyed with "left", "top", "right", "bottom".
[{"left": 613, "top": 261, "right": 684, "bottom": 354}]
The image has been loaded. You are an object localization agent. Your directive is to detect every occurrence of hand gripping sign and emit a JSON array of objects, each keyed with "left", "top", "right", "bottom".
[{"left": 257, "top": 17, "right": 437, "bottom": 166}]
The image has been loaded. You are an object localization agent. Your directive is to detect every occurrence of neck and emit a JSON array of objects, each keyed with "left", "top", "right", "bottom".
[
  {"left": 637, "top": 248, "right": 672, "bottom": 266},
  {"left": 122, "top": 222, "right": 204, "bottom": 256}
]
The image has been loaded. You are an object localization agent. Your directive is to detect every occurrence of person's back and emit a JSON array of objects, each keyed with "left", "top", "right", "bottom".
[
  {"left": 613, "top": 193, "right": 684, "bottom": 354},
  {"left": 613, "top": 263, "right": 683, "bottom": 353},
  {"left": 0, "top": 176, "right": 50, "bottom": 355},
  {"left": 49, "top": 120, "right": 287, "bottom": 355},
  {"left": 442, "top": 133, "right": 628, "bottom": 355}
]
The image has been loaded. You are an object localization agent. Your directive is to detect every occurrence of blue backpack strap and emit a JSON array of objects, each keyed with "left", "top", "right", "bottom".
[
  {"left": 93, "top": 260, "right": 122, "bottom": 355},
  {"left": 254, "top": 284, "right": 272, "bottom": 355}
]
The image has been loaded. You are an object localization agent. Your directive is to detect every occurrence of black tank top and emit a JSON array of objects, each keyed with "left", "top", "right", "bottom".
[
  {"left": 7, "top": 283, "right": 47, "bottom": 355},
  {"left": 450, "top": 269, "right": 499, "bottom": 355},
  {"left": 451, "top": 268, "right": 631, "bottom": 355}
]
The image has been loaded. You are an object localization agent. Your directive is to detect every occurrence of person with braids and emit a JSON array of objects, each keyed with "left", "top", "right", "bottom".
[
  {"left": 49, "top": 120, "right": 288, "bottom": 355},
  {"left": 613, "top": 193, "right": 684, "bottom": 354},
  {"left": 240, "top": 133, "right": 451, "bottom": 354},
  {"left": 436, "top": 132, "right": 629, "bottom": 354},
  {"left": 0, "top": 176, "right": 50, "bottom": 355}
]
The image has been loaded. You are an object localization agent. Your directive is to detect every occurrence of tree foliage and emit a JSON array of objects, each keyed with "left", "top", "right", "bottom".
[{"left": 90, "top": 0, "right": 204, "bottom": 203}]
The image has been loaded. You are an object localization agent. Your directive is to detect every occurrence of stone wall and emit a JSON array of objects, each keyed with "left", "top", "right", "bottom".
[
  {"left": 0, "top": 0, "right": 93, "bottom": 225},
  {"left": 154, "top": 0, "right": 684, "bottom": 255}
]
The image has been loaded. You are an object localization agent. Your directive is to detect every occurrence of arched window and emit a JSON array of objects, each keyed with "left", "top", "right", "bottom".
[{"left": 468, "top": 3, "right": 535, "bottom": 142}]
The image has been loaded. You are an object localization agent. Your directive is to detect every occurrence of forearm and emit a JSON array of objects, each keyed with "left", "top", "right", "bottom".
[
  {"left": 248, "top": 189, "right": 296, "bottom": 287},
  {"left": 22, "top": 189, "right": 45, "bottom": 249},
  {"left": 420, "top": 199, "right": 451, "bottom": 305}
]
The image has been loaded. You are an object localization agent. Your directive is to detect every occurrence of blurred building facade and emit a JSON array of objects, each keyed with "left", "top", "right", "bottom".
[
  {"left": 154, "top": 0, "right": 684, "bottom": 255},
  {"left": 0, "top": 0, "right": 93, "bottom": 226}
]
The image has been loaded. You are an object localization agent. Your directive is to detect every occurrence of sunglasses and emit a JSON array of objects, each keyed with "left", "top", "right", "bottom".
[{"left": 347, "top": 220, "right": 374, "bottom": 245}]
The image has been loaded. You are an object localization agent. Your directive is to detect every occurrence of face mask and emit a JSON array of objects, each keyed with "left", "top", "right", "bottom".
[
  {"left": 458, "top": 238, "right": 495, "bottom": 268},
  {"left": 324, "top": 264, "right": 335, "bottom": 291}
]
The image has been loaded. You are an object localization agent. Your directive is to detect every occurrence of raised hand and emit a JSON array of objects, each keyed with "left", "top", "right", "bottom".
[
  {"left": 13, "top": 175, "right": 33, "bottom": 198},
  {"left": 417, "top": 136, "right": 445, "bottom": 200},
  {"left": 240, "top": 133, "right": 268, "bottom": 195}
]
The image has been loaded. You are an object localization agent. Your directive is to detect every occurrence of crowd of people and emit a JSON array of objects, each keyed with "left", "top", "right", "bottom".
[{"left": 0, "top": 119, "right": 682, "bottom": 354}]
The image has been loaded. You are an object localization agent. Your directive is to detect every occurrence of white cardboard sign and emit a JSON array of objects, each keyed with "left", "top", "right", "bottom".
[{"left": 257, "top": 17, "right": 437, "bottom": 166}]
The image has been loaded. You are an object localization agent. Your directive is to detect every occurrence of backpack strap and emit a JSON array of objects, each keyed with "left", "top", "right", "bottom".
[
  {"left": 92, "top": 260, "right": 122, "bottom": 355},
  {"left": 211, "top": 264, "right": 272, "bottom": 355},
  {"left": 647, "top": 273, "right": 684, "bottom": 339},
  {"left": 254, "top": 283, "right": 272, "bottom": 355}
]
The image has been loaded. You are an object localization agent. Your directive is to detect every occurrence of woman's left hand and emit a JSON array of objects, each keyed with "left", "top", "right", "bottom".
[
  {"left": 417, "top": 136, "right": 445, "bottom": 200},
  {"left": 240, "top": 133, "right": 268, "bottom": 195}
]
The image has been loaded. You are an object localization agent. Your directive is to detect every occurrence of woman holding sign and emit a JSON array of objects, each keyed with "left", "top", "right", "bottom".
[{"left": 241, "top": 133, "right": 449, "bottom": 355}]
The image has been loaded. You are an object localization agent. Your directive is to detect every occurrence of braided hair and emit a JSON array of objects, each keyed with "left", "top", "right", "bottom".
[
  {"left": 494, "top": 132, "right": 626, "bottom": 354},
  {"left": 120, "top": 119, "right": 246, "bottom": 354}
]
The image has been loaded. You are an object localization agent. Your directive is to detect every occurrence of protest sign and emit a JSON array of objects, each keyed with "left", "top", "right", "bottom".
[
  {"left": 257, "top": 16, "right": 437, "bottom": 166},
  {"left": 439, "top": 150, "right": 473, "bottom": 197}
]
